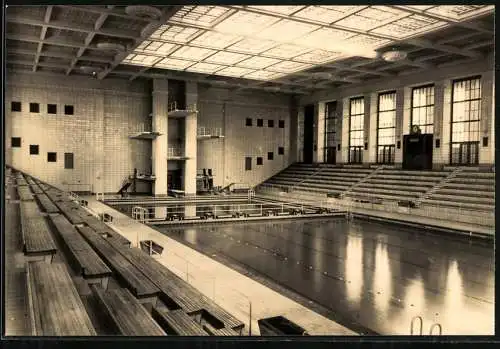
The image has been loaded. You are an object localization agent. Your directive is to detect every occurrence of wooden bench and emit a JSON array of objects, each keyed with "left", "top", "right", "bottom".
[
  {"left": 26, "top": 261, "right": 96, "bottom": 336},
  {"left": 203, "top": 324, "right": 239, "bottom": 336},
  {"left": 26, "top": 177, "right": 37, "bottom": 186},
  {"left": 56, "top": 202, "right": 86, "bottom": 225},
  {"left": 30, "top": 185, "right": 44, "bottom": 194},
  {"left": 18, "top": 186, "right": 35, "bottom": 201},
  {"left": 77, "top": 226, "right": 159, "bottom": 304},
  {"left": 113, "top": 245, "right": 205, "bottom": 312},
  {"left": 49, "top": 214, "right": 112, "bottom": 288},
  {"left": 82, "top": 216, "right": 131, "bottom": 247},
  {"left": 36, "top": 194, "right": 60, "bottom": 213},
  {"left": 152, "top": 308, "right": 208, "bottom": 336},
  {"left": 115, "top": 246, "right": 244, "bottom": 333},
  {"left": 91, "top": 285, "right": 166, "bottom": 336},
  {"left": 20, "top": 213, "right": 57, "bottom": 263},
  {"left": 16, "top": 178, "right": 28, "bottom": 186},
  {"left": 20, "top": 201, "right": 42, "bottom": 217}
]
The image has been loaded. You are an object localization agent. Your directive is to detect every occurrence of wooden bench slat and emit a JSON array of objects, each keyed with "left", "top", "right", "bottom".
[
  {"left": 36, "top": 194, "right": 60, "bottom": 213},
  {"left": 27, "top": 262, "right": 96, "bottom": 336},
  {"left": 152, "top": 308, "right": 208, "bottom": 336},
  {"left": 22, "top": 217, "right": 57, "bottom": 254},
  {"left": 115, "top": 246, "right": 244, "bottom": 330},
  {"left": 77, "top": 226, "right": 159, "bottom": 299},
  {"left": 91, "top": 285, "right": 166, "bottom": 336},
  {"left": 49, "top": 215, "right": 112, "bottom": 279}
]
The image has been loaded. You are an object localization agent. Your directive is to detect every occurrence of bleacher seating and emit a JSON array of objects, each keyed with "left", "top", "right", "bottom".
[
  {"left": 346, "top": 169, "right": 450, "bottom": 202},
  {"left": 9, "top": 169, "right": 248, "bottom": 337},
  {"left": 26, "top": 261, "right": 96, "bottom": 336},
  {"left": 152, "top": 308, "right": 208, "bottom": 336},
  {"left": 20, "top": 201, "right": 57, "bottom": 263},
  {"left": 422, "top": 169, "right": 494, "bottom": 211},
  {"left": 49, "top": 214, "right": 112, "bottom": 288},
  {"left": 91, "top": 285, "right": 166, "bottom": 336}
]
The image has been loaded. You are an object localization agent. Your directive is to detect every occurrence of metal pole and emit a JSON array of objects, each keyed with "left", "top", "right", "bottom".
[{"left": 249, "top": 301, "right": 252, "bottom": 336}]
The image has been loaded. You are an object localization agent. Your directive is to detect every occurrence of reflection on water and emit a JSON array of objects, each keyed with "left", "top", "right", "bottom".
[
  {"left": 154, "top": 218, "right": 493, "bottom": 335},
  {"left": 373, "top": 242, "right": 392, "bottom": 314},
  {"left": 345, "top": 235, "right": 363, "bottom": 305}
]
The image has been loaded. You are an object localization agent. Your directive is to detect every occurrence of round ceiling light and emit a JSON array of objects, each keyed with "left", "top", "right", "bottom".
[
  {"left": 96, "top": 42, "right": 126, "bottom": 52},
  {"left": 80, "top": 65, "right": 104, "bottom": 74},
  {"left": 125, "top": 6, "right": 162, "bottom": 20},
  {"left": 381, "top": 49, "right": 408, "bottom": 62}
]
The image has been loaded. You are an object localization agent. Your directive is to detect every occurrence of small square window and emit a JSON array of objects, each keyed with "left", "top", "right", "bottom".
[
  {"left": 257, "top": 119, "right": 263, "bottom": 127},
  {"left": 435, "top": 139, "right": 440, "bottom": 148},
  {"left": 47, "top": 104, "right": 57, "bottom": 114},
  {"left": 278, "top": 147, "right": 284, "bottom": 155},
  {"left": 483, "top": 137, "right": 488, "bottom": 147},
  {"left": 64, "top": 152, "right": 74, "bottom": 169},
  {"left": 246, "top": 118, "right": 252, "bottom": 126},
  {"left": 267, "top": 152, "right": 274, "bottom": 160},
  {"left": 278, "top": 120, "right": 285, "bottom": 128},
  {"left": 11, "top": 137, "right": 21, "bottom": 148},
  {"left": 64, "top": 105, "right": 74, "bottom": 115},
  {"left": 30, "top": 103, "right": 40, "bottom": 113},
  {"left": 245, "top": 157, "right": 252, "bottom": 171},
  {"left": 397, "top": 141, "right": 401, "bottom": 149},
  {"left": 337, "top": 144, "right": 341, "bottom": 151},
  {"left": 47, "top": 152, "right": 57, "bottom": 162},
  {"left": 268, "top": 120, "right": 274, "bottom": 128},
  {"left": 11, "top": 101, "right": 21, "bottom": 112},
  {"left": 30, "top": 145, "right": 39, "bottom": 155},
  {"left": 256, "top": 157, "right": 263, "bottom": 165},
  {"left": 364, "top": 142, "right": 368, "bottom": 150}
]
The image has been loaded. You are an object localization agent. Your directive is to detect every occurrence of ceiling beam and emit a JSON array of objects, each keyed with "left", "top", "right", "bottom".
[
  {"left": 6, "top": 16, "right": 139, "bottom": 40},
  {"left": 33, "top": 6, "right": 53, "bottom": 72},
  {"left": 6, "top": 33, "right": 115, "bottom": 50},
  {"left": 406, "top": 38, "right": 482, "bottom": 59},
  {"left": 9, "top": 59, "right": 68, "bottom": 70},
  {"left": 391, "top": 6, "right": 494, "bottom": 34},
  {"left": 462, "top": 40, "right": 493, "bottom": 51},
  {"left": 66, "top": 5, "right": 115, "bottom": 75},
  {"left": 7, "top": 47, "right": 112, "bottom": 63},
  {"left": 111, "top": 69, "right": 306, "bottom": 94},
  {"left": 98, "top": 6, "right": 183, "bottom": 80}
]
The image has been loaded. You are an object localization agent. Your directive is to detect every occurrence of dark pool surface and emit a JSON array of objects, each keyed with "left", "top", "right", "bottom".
[{"left": 155, "top": 218, "right": 494, "bottom": 335}]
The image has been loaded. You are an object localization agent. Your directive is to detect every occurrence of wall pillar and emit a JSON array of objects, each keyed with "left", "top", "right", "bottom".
[
  {"left": 152, "top": 79, "right": 169, "bottom": 196},
  {"left": 184, "top": 82, "right": 197, "bottom": 195},
  {"left": 315, "top": 102, "right": 325, "bottom": 163}
]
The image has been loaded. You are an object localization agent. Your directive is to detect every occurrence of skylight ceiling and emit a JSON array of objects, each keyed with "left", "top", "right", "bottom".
[{"left": 123, "top": 5, "right": 494, "bottom": 82}]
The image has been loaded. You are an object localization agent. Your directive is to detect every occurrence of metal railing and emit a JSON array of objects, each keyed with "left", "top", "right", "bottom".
[
  {"left": 410, "top": 316, "right": 443, "bottom": 335},
  {"left": 257, "top": 185, "right": 494, "bottom": 228},
  {"left": 197, "top": 126, "right": 224, "bottom": 138},
  {"left": 168, "top": 101, "right": 198, "bottom": 113},
  {"left": 168, "top": 145, "right": 185, "bottom": 158}
]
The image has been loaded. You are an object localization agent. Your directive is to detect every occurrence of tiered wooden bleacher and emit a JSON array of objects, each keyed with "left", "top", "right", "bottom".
[
  {"left": 77, "top": 226, "right": 160, "bottom": 305},
  {"left": 91, "top": 285, "right": 166, "bottom": 336},
  {"left": 26, "top": 261, "right": 96, "bottom": 335},
  {"left": 422, "top": 169, "right": 494, "bottom": 211},
  {"left": 152, "top": 308, "right": 208, "bottom": 336},
  {"left": 35, "top": 194, "right": 60, "bottom": 213},
  {"left": 20, "top": 201, "right": 57, "bottom": 263},
  {"left": 10, "top": 169, "right": 246, "bottom": 337},
  {"left": 49, "top": 214, "right": 112, "bottom": 288},
  {"left": 111, "top": 244, "right": 245, "bottom": 334}
]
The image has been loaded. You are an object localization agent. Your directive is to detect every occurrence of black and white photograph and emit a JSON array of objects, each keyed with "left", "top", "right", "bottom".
[{"left": 3, "top": 4, "right": 495, "bottom": 338}]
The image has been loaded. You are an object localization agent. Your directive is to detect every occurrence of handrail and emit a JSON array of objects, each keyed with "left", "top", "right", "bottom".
[
  {"left": 429, "top": 323, "right": 442, "bottom": 336},
  {"left": 410, "top": 316, "right": 423, "bottom": 335}
]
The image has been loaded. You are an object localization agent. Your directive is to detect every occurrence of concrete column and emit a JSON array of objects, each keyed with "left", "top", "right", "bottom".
[
  {"left": 341, "top": 98, "right": 350, "bottom": 163},
  {"left": 363, "top": 94, "right": 371, "bottom": 164},
  {"left": 152, "top": 79, "right": 169, "bottom": 196},
  {"left": 394, "top": 88, "right": 405, "bottom": 166},
  {"left": 479, "top": 73, "right": 493, "bottom": 164},
  {"left": 154, "top": 207, "right": 167, "bottom": 219},
  {"left": 368, "top": 93, "right": 378, "bottom": 163},
  {"left": 433, "top": 81, "right": 445, "bottom": 168},
  {"left": 94, "top": 93, "right": 105, "bottom": 194},
  {"left": 288, "top": 96, "right": 299, "bottom": 164},
  {"left": 315, "top": 102, "right": 325, "bottom": 163},
  {"left": 184, "top": 82, "right": 197, "bottom": 195},
  {"left": 184, "top": 203, "right": 196, "bottom": 217},
  {"left": 441, "top": 80, "right": 453, "bottom": 166}
]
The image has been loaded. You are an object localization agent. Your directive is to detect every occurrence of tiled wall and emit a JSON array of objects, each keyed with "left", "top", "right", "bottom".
[
  {"left": 6, "top": 72, "right": 151, "bottom": 193},
  {"left": 300, "top": 54, "right": 495, "bottom": 166},
  {"left": 197, "top": 86, "right": 293, "bottom": 188}
]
